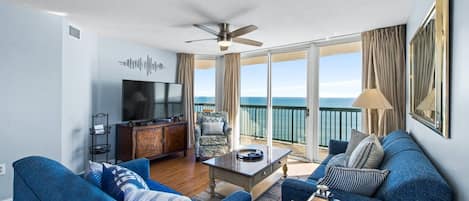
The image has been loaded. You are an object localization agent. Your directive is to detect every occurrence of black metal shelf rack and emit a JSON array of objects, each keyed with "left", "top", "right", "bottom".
[{"left": 89, "top": 113, "right": 112, "bottom": 163}]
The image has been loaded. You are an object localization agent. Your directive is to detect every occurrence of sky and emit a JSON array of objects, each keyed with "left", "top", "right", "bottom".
[{"left": 194, "top": 52, "right": 362, "bottom": 98}]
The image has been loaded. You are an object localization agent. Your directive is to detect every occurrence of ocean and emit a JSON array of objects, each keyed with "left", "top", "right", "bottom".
[
  {"left": 194, "top": 96, "right": 361, "bottom": 148},
  {"left": 195, "top": 96, "right": 356, "bottom": 108}
]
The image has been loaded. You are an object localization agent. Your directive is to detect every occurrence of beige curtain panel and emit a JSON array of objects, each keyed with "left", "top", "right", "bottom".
[
  {"left": 362, "top": 24, "right": 406, "bottom": 136},
  {"left": 222, "top": 53, "right": 241, "bottom": 147},
  {"left": 177, "top": 53, "right": 195, "bottom": 147},
  {"left": 413, "top": 20, "right": 435, "bottom": 117}
]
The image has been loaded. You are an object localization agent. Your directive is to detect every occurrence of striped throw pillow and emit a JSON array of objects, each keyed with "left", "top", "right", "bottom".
[
  {"left": 125, "top": 189, "right": 191, "bottom": 201},
  {"left": 318, "top": 166, "right": 389, "bottom": 196},
  {"left": 348, "top": 134, "right": 384, "bottom": 169}
]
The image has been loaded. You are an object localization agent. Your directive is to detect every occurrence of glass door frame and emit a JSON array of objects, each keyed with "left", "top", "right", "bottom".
[{"left": 241, "top": 45, "right": 317, "bottom": 162}]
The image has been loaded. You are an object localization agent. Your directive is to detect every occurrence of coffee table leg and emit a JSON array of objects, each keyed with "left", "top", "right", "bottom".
[
  {"left": 209, "top": 167, "right": 216, "bottom": 197},
  {"left": 283, "top": 163, "right": 288, "bottom": 178}
]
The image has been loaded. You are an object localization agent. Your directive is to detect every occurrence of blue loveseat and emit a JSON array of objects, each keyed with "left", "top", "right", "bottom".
[
  {"left": 13, "top": 156, "right": 251, "bottom": 201},
  {"left": 281, "top": 130, "right": 453, "bottom": 201}
]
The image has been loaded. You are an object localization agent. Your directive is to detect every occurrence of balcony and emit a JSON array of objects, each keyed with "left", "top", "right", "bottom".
[{"left": 195, "top": 103, "right": 361, "bottom": 158}]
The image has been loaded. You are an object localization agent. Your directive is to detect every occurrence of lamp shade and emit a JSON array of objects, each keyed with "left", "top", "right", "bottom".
[
  {"left": 352, "top": 88, "right": 393, "bottom": 109},
  {"left": 416, "top": 88, "right": 435, "bottom": 111}
]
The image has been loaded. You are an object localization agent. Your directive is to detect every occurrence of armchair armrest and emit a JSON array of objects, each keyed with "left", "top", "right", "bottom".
[
  {"left": 222, "top": 191, "right": 251, "bottom": 201},
  {"left": 329, "top": 140, "right": 349, "bottom": 155},
  {"left": 119, "top": 158, "right": 150, "bottom": 179},
  {"left": 195, "top": 124, "right": 201, "bottom": 137},
  {"left": 224, "top": 126, "right": 232, "bottom": 133},
  {"left": 281, "top": 178, "right": 316, "bottom": 201}
]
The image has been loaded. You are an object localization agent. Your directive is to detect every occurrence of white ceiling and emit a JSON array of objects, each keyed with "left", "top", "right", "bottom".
[{"left": 12, "top": 0, "right": 415, "bottom": 55}]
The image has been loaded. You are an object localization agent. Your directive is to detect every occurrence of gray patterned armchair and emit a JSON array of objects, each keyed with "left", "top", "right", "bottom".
[{"left": 195, "top": 112, "right": 232, "bottom": 159}]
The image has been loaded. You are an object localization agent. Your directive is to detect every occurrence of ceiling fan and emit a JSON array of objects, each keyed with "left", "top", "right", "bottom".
[{"left": 185, "top": 23, "right": 263, "bottom": 51}]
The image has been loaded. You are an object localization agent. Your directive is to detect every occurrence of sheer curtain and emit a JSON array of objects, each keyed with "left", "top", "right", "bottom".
[
  {"left": 177, "top": 53, "right": 195, "bottom": 147},
  {"left": 362, "top": 25, "right": 406, "bottom": 136},
  {"left": 222, "top": 53, "right": 241, "bottom": 149}
]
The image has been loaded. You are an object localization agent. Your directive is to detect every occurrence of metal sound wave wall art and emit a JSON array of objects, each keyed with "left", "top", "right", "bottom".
[{"left": 119, "top": 55, "right": 164, "bottom": 76}]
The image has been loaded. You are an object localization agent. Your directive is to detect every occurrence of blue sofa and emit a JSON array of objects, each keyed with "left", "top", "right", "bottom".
[
  {"left": 13, "top": 156, "right": 251, "bottom": 201},
  {"left": 281, "top": 130, "right": 453, "bottom": 201}
]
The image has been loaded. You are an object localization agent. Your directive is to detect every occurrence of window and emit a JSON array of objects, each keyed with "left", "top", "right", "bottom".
[
  {"left": 194, "top": 59, "right": 216, "bottom": 112},
  {"left": 318, "top": 41, "right": 362, "bottom": 160}
]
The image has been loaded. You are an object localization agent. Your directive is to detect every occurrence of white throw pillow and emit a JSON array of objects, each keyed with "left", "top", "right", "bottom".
[
  {"left": 345, "top": 129, "right": 369, "bottom": 156},
  {"left": 125, "top": 189, "right": 191, "bottom": 201},
  {"left": 347, "top": 134, "right": 384, "bottom": 169}
]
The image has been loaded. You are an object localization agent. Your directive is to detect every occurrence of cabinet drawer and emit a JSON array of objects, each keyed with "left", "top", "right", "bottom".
[
  {"left": 253, "top": 165, "right": 273, "bottom": 184},
  {"left": 135, "top": 128, "right": 163, "bottom": 158},
  {"left": 164, "top": 124, "right": 187, "bottom": 153}
]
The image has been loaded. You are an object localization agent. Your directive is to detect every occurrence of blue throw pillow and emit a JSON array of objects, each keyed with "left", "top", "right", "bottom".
[
  {"left": 102, "top": 163, "right": 149, "bottom": 201},
  {"left": 84, "top": 161, "right": 103, "bottom": 188}
]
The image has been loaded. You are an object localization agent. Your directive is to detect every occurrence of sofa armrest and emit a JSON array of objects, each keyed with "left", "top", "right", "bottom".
[
  {"left": 222, "top": 191, "right": 251, "bottom": 201},
  {"left": 329, "top": 140, "right": 349, "bottom": 155},
  {"left": 281, "top": 179, "right": 316, "bottom": 201},
  {"left": 119, "top": 158, "right": 150, "bottom": 179}
]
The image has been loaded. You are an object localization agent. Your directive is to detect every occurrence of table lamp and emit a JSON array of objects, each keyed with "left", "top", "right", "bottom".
[{"left": 352, "top": 88, "right": 393, "bottom": 135}]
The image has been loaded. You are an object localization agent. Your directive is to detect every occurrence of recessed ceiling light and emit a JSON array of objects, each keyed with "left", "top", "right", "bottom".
[{"left": 46, "top": 11, "right": 68, "bottom": 17}]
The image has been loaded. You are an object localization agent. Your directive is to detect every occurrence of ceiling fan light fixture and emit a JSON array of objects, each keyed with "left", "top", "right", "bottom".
[{"left": 218, "top": 39, "right": 232, "bottom": 47}]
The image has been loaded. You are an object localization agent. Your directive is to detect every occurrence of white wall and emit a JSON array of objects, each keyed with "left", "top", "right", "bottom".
[
  {"left": 0, "top": 1, "right": 64, "bottom": 199},
  {"left": 406, "top": 0, "right": 469, "bottom": 200},
  {"left": 0, "top": 2, "right": 178, "bottom": 199},
  {"left": 61, "top": 22, "right": 98, "bottom": 173},
  {"left": 94, "top": 37, "right": 178, "bottom": 159}
]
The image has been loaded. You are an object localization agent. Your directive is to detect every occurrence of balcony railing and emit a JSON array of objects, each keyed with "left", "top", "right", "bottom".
[{"left": 194, "top": 103, "right": 361, "bottom": 147}]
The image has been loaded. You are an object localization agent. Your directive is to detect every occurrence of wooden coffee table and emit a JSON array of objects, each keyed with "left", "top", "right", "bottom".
[{"left": 202, "top": 145, "right": 291, "bottom": 199}]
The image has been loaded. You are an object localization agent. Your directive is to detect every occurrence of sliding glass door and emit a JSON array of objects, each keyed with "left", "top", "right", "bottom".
[
  {"left": 239, "top": 50, "right": 310, "bottom": 160},
  {"left": 239, "top": 55, "right": 268, "bottom": 147},
  {"left": 271, "top": 51, "right": 308, "bottom": 159},
  {"left": 318, "top": 42, "right": 362, "bottom": 160}
]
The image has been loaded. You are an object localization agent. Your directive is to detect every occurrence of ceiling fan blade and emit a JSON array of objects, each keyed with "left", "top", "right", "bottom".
[
  {"left": 185, "top": 38, "right": 217, "bottom": 43},
  {"left": 220, "top": 46, "right": 228, "bottom": 51},
  {"left": 232, "top": 38, "right": 263, "bottom": 47},
  {"left": 229, "top": 25, "right": 258, "bottom": 38},
  {"left": 193, "top": 24, "right": 219, "bottom": 36}
]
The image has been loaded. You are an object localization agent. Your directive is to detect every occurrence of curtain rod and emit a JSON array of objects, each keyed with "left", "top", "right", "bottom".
[
  {"left": 195, "top": 32, "right": 362, "bottom": 58},
  {"left": 241, "top": 32, "right": 362, "bottom": 55}
]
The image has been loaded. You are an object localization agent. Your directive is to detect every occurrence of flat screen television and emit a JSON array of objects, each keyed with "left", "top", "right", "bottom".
[{"left": 122, "top": 80, "right": 183, "bottom": 121}]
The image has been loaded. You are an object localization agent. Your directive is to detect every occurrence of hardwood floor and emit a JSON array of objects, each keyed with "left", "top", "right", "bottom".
[
  {"left": 150, "top": 149, "right": 319, "bottom": 197},
  {"left": 150, "top": 149, "right": 209, "bottom": 197}
]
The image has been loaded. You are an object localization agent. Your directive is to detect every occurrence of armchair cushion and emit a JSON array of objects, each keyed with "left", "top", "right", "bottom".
[
  {"left": 199, "top": 135, "right": 228, "bottom": 146},
  {"left": 200, "top": 145, "right": 230, "bottom": 157}
]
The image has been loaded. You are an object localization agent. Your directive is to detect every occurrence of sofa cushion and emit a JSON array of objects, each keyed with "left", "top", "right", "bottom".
[
  {"left": 102, "top": 163, "right": 149, "bottom": 201},
  {"left": 348, "top": 135, "right": 384, "bottom": 169},
  {"left": 84, "top": 161, "right": 103, "bottom": 188},
  {"left": 318, "top": 166, "right": 389, "bottom": 196},
  {"left": 199, "top": 135, "right": 228, "bottom": 145},
  {"left": 308, "top": 155, "right": 333, "bottom": 181},
  {"left": 124, "top": 189, "right": 191, "bottom": 201},
  {"left": 345, "top": 129, "right": 369, "bottom": 155},
  {"left": 374, "top": 131, "right": 453, "bottom": 201}
]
